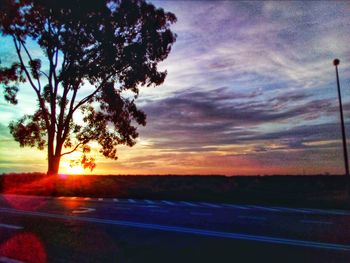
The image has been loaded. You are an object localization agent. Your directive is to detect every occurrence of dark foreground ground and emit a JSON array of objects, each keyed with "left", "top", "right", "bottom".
[
  {"left": 1, "top": 194, "right": 350, "bottom": 263},
  {"left": 0, "top": 173, "right": 349, "bottom": 209}
]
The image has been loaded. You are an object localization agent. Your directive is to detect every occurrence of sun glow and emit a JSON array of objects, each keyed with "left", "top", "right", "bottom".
[
  {"left": 60, "top": 161, "right": 85, "bottom": 175},
  {"left": 68, "top": 165, "right": 84, "bottom": 175}
]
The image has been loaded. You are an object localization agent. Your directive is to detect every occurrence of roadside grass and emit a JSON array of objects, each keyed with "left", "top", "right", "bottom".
[{"left": 0, "top": 173, "right": 349, "bottom": 210}]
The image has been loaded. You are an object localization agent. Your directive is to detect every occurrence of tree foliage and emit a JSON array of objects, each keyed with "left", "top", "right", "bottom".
[{"left": 0, "top": 0, "right": 176, "bottom": 174}]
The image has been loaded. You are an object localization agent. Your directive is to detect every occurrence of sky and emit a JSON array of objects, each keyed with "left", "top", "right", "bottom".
[{"left": 1, "top": 1, "right": 350, "bottom": 175}]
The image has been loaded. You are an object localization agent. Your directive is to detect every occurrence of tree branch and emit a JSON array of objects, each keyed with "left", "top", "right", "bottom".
[
  {"left": 72, "top": 83, "right": 103, "bottom": 112},
  {"left": 13, "top": 36, "right": 51, "bottom": 130},
  {"left": 72, "top": 65, "right": 129, "bottom": 114},
  {"left": 39, "top": 69, "right": 50, "bottom": 79},
  {"left": 56, "top": 82, "right": 70, "bottom": 145},
  {"left": 61, "top": 84, "right": 78, "bottom": 141},
  {"left": 44, "top": 23, "right": 60, "bottom": 157},
  {"left": 13, "top": 37, "right": 39, "bottom": 93},
  {"left": 60, "top": 142, "right": 83, "bottom": 156},
  {"left": 18, "top": 38, "right": 42, "bottom": 93}
]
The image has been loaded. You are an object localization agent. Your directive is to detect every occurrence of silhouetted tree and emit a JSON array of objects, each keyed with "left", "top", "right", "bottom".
[{"left": 0, "top": 0, "right": 176, "bottom": 174}]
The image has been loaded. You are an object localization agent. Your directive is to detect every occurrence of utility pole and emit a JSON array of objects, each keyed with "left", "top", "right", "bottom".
[{"left": 333, "top": 59, "right": 350, "bottom": 180}]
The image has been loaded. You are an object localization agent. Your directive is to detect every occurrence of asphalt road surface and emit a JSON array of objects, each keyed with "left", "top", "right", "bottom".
[{"left": 0, "top": 194, "right": 350, "bottom": 263}]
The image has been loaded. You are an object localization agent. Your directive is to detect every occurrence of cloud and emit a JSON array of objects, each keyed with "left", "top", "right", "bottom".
[
  {"left": 150, "top": 0, "right": 350, "bottom": 97},
  {"left": 139, "top": 87, "right": 338, "bottom": 150}
]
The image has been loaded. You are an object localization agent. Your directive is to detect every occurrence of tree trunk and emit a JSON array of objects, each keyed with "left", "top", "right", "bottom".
[
  {"left": 47, "top": 155, "right": 61, "bottom": 175},
  {"left": 47, "top": 154, "right": 61, "bottom": 196}
]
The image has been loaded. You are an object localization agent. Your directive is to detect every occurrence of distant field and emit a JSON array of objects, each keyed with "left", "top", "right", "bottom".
[{"left": 0, "top": 173, "right": 349, "bottom": 209}]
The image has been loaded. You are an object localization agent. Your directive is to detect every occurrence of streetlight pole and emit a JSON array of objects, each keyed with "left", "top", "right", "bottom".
[{"left": 333, "top": 58, "right": 349, "bottom": 178}]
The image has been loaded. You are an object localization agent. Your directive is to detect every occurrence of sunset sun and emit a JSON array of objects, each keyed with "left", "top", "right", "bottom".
[
  {"left": 60, "top": 162, "right": 85, "bottom": 175},
  {"left": 68, "top": 166, "right": 84, "bottom": 175}
]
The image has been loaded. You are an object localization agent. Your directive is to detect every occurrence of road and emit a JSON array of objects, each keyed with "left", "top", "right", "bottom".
[{"left": 0, "top": 194, "right": 350, "bottom": 262}]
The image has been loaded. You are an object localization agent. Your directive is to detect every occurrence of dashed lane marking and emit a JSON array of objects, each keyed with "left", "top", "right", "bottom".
[
  {"left": 248, "top": 205, "right": 281, "bottom": 212},
  {"left": 221, "top": 204, "right": 250, "bottom": 210},
  {"left": 140, "top": 205, "right": 159, "bottom": 208},
  {"left": 72, "top": 207, "right": 96, "bottom": 214},
  {"left": 180, "top": 201, "right": 198, "bottom": 207},
  {"left": 7, "top": 194, "right": 350, "bottom": 217},
  {"left": 161, "top": 200, "right": 176, "bottom": 205},
  {"left": 200, "top": 202, "right": 222, "bottom": 208}
]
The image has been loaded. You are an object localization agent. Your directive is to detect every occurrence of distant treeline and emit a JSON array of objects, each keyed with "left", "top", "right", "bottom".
[{"left": 0, "top": 173, "right": 349, "bottom": 209}]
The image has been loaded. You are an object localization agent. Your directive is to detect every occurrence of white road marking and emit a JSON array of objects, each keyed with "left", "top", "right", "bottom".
[
  {"left": 58, "top": 197, "right": 65, "bottom": 200},
  {"left": 84, "top": 197, "right": 91, "bottom": 201},
  {"left": 128, "top": 199, "right": 136, "bottom": 203},
  {"left": 70, "top": 197, "right": 77, "bottom": 200},
  {"left": 0, "top": 223, "right": 23, "bottom": 230},
  {"left": 302, "top": 208, "right": 350, "bottom": 216},
  {"left": 113, "top": 198, "right": 119, "bottom": 202},
  {"left": 162, "top": 200, "right": 176, "bottom": 205},
  {"left": 271, "top": 206, "right": 350, "bottom": 216},
  {"left": 327, "top": 209, "right": 350, "bottom": 215},
  {"left": 200, "top": 202, "right": 222, "bottom": 208},
  {"left": 150, "top": 210, "right": 169, "bottom": 213},
  {"left": 144, "top": 199, "right": 156, "bottom": 204},
  {"left": 180, "top": 201, "right": 198, "bottom": 207},
  {"left": 272, "top": 207, "right": 312, "bottom": 214},
  {"left": 248, "top": 205, "right": 280, "bottom": 212},
  {"left": 222, "top": 204, "right": 250, "bottom": 210},
  {"left": 237, "top": 215, "right": 267, "bottom": 221},
  {"left": 140, "top": 205, "right": 159, "bottom": 208},
  {"left": 98, "top": 198, "right": 103, "bottom": 201},
  {"left": 190, "top": 212, "right": 212, "bottom": 217},
  {"left": 0, "top": 256, "right": 24, "bottom": 263},
  {"left": 300, "top": 220, "right": 334, "bottom": 225},
  {"left": 1, "top": 207, "right": 349, "bottom": 252},
  {"left": 72, "top": 207, "right": 96, "bottom": 214}
]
